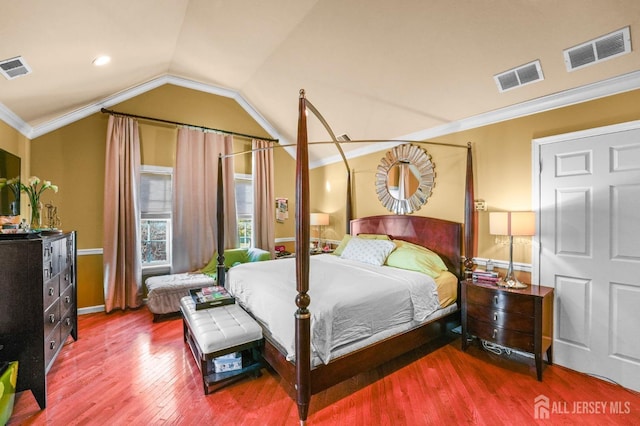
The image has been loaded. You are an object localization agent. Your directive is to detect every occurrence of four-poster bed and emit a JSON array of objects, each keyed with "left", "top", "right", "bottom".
[{"left": 216, "top": 90, "right": 475, "bottom": 423}]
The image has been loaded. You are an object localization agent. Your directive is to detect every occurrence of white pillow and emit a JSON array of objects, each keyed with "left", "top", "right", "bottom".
[{"left": 340, "top": 237, "right": 396, "bottom": 266}]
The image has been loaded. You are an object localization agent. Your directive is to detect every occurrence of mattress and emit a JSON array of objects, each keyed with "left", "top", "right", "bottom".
[{"left": 227, "top": 254, "right": 451, "bottom": 365}]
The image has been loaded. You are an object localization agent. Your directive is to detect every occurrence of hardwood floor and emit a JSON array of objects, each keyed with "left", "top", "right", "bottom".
[{"left": 9, "top": 308, "right": 640, "bottom": 425}]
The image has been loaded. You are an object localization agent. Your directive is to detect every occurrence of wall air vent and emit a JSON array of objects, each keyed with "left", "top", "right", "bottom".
[
  {"left": 0, "top": 56, "right": 32, "bottom": 80},
  {"left": 564, "top": 26, "right": 631, "bottom": 72},
  {"left": 494, "top": 60, "right": 544, "bottom": 93}
]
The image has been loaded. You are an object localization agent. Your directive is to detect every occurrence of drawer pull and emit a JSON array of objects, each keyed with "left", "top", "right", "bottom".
[
  {"left": 49, "top": 314, "right": 56, "bottom": 323},
  {"left": 64, "top": 273, "right": 69, "bottom": 282},
  {"left": 49, "top": 341, "right": 56, "bottom": 350},
  {"left": 493, "top": 312, "right": 498, "bottom": 321},
  {"left": 65, "top": 318, "right": 72, "bottom": 326},
  {"left": 492, "top": 329, "right": 498, "bottom": 339},
  {"left": 65, "top": 296, "right": 71, "bottom": 304},
  {"left": 494, "top": 295, "right": 499, "bottom": 305},
  {"left": 48, "top": 287, "right": 55, "bottom": 296}
]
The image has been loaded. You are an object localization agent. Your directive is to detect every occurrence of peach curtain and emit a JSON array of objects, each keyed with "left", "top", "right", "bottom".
[
  {"left": 252, "top": 139, "right": 275, "bottom": 255},
  {"left": 172, "top": 128, "right": 237, "bottom": 273},
  {"left": 103, "top": 116, "right": 142, "bottom": 312}
]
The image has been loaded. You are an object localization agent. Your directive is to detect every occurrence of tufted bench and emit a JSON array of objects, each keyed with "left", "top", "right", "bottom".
[{"left": 180, "top": 296, "right": 263, "bottom": 394}]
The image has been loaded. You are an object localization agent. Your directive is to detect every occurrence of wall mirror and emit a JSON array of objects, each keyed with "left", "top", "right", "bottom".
[{"left": 375, "top": 144, "right": 435, "bottom": 214}]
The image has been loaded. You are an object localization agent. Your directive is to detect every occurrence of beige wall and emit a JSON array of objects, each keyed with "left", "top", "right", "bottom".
[{"left": 5, "top": 85, "right": 640, "bottom": 308}]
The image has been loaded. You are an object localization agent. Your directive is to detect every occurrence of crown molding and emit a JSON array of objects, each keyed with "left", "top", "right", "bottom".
[
  {"left": 0, "top": 100, "right": 31, "bottom": 138},
  {"left": 3, "top": 74, "right": 284, "bottom": 142},
  {"left": 310, "top": 70, "right": 640, "bottom": 168},
  {"left": 3, "top": 70, "right": 640, "bottom": 154},
  {"left": 28, "top": 76, "right": 169, "bottom": 139}
]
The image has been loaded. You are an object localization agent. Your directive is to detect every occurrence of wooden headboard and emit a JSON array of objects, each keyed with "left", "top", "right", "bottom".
[{"left": 350, "top": 215, "right": 462, "bottom": 278}]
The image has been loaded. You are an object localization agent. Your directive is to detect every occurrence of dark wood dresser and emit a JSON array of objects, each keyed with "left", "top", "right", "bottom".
[
  {"left": 0, "top": 231, "right": 77, "bottom": 409},
  {"left": 461, "top": 280, "right": 554, "bottom": 380}
]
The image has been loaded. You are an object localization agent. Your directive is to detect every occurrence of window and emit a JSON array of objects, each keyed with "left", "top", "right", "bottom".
[
  {"left": 235, "top": 174, "right": 253, "bottom": 248},
  {"left": 140, "top": 166, "right": 172, "bottom": 268}
]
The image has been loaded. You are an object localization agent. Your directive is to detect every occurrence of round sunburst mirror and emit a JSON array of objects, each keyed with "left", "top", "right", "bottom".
[{"left": 375, "top": 144, "right": 435, "bottom": 214}]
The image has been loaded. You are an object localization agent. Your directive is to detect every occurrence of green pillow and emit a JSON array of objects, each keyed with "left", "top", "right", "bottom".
[
  {"left": 200, "top": 248, "right": 249, "bottom": 276},
  {"left": 333, "top": 235, "right": 352, "bottom": 256},
  {"left": 333, "top": 233, "right": 391, "bottom": 256},
  {"left": 385, "top": 240, "right": 447, "bottom": 278}
]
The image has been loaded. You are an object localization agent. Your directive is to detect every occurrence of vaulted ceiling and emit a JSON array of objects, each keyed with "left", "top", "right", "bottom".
[{"left": 1, "top": 0, "right": 639, "bottom": 164}]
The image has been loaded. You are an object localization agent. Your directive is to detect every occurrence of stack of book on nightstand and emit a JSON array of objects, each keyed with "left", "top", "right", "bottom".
[{"left": 472, "top": 269, "right": 500, "bottom": 284}]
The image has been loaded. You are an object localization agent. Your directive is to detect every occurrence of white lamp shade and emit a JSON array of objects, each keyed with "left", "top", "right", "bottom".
[
  {"left": 489, "top": 211, "right": 535, "bottom": 236},
  {"left": 310, "top": 213, "right": 329, "bottom": 226}
]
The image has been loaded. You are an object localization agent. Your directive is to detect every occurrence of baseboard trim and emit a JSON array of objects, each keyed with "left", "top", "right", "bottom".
[
  {"left": 78, "top": 299, "right": 150, "bottom": 315},
  {"left": 78, "top": 305, "right": 105, "bottom": 315}
]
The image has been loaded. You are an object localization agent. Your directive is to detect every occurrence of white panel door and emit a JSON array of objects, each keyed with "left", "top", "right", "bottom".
[{"left": 537, "top": 122, "right": 640, "bottom": 392}]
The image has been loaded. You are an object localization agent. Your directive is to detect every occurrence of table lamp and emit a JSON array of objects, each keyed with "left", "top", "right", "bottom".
[
  {"left": 489, "top": 211, "right": 535, "bottom": 289},
  {"left": 310, "top": 213, "right": 329, "bottom": 249}
]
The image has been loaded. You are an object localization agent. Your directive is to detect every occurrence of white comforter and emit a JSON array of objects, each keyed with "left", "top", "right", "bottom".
[{"left": 227, "top": 254, "right": 440, "bottom": 364}]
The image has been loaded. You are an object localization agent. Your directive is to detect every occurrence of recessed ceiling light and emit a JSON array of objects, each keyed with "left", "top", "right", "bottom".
[{"left": 92, "top": 55, "right": 111, "bottom": 66}]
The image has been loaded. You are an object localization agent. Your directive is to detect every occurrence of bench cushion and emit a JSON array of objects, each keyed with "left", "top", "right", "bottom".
[{"left": 180, "top": 296, "right": 262, "bottom": 354}]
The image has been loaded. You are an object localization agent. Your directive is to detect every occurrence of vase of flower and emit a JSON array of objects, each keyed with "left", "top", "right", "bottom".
[
  {"left": 20, "top": 176, "right": 58, "bottom": 231},
  {"left": 30, "top": 201, "right": 43, "bottom": 230}
]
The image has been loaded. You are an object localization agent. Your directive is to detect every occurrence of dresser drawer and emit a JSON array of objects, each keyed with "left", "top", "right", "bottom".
[
  {"left": 44, "top": 302, "right": 61, "bottom": 338},
  {"left": 59, "top": 267, "right": 72, "bottom": 293},
  {"left": 466, "top": 303, "right": 535, "bottom": 333},
  {"left": 466, "top": 285, "right": 534, "bottom": 315},
  {"left": 60, "top": 281, "right": 74, "bottom": 313},
  {"left": 60, "top": 309, "right": 75, "bottom": 339},
  {"left": 44, "top": 325, "right": 62, "bottom": 373},
  {"left": 43, "top": 275, "right": 60, "bottom": 310},
  {"left": 470, "top": 320, "right": 535, "bottom": 352}
]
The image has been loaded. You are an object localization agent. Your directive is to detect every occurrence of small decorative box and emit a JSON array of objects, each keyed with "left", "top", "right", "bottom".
[{"left": 213, "top": 352, "right": 242, "bottom": 373}]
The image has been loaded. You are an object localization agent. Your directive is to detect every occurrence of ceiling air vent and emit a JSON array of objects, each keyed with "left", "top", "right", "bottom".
[
  {"left": 0, "top": 56, "right": 32, "bottom": 80},
  {"left": 494, "top": 60, "right": 544, "bottom": 93},
  {"left": 564, "top": 26, "right": 631, "bottom": 72}
]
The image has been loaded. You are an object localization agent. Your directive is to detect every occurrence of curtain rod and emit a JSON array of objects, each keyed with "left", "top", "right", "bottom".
[
  {"left": 220, "top": 139, "right": 469, "bottom": 158},
  {"left": 100, "top": 108, "right": 279, "bottom": 143}
]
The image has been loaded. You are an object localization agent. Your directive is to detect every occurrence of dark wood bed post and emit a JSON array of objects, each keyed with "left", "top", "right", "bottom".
[
  {"left": 295, "top": 90, "right": 312, "bottom": 424},
  {"left": 216, "top": 154, "right": 226, "bottom": 288},
  {"left": 463, "top": 142, "right": 475, "bottom": 279}
]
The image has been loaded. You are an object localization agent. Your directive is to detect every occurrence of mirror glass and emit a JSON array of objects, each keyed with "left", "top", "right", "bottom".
[{"left": 375, "top": 144, "right": 434, "bottom": 214}]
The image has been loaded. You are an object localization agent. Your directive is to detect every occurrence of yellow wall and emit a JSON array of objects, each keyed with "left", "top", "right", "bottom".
[
  {"left": 6, "top": 85, "right": 640, "bottom": 308},
  {"left": 304, "top": 88, "right": 640, "bottom": 270},
  {"left": 0, "top": 120, "right": 24, "bottom": 157},
  {"left": 0, "top": 121, "right": 31, "bottom": 225},
  {"left": 28, "top": 84, "right": 273, "bottom": 309}
]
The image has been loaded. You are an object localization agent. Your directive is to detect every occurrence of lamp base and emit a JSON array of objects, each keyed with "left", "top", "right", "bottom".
[{"left": 497, "top": 278, "right": 528, "bottom": 289}]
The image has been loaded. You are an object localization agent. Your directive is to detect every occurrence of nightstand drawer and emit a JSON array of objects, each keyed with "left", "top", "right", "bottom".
[
  {"left": 466, "top": 285, "right": 534, "bottom": 315},
  {"left": 471, "top": 320, "right": 535, "bottom": 352},
  {"left": 466, "top": 303, "right": 535, "bottom": 333}
]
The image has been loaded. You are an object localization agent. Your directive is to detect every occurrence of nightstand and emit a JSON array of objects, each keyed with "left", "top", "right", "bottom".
[{"left": 461, "top": 280, "right": 554, "bottom": 380}]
